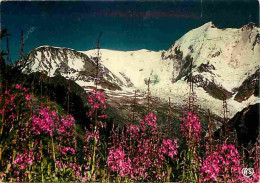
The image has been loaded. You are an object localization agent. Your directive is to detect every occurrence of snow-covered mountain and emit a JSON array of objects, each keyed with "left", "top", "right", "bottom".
[
  {"left": 164, "top": 22, "right": 259, "bottom": 93},
  {"left": 20, "top": 22, "right": 260, "bottom": 119},
  {"left": 21, "top": 46, "right": 124, "bottom": 90}
]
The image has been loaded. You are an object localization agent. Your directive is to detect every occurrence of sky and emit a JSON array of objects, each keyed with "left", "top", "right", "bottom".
[{"left": 1, "top": 0, "right": 259, "bottom": 62}]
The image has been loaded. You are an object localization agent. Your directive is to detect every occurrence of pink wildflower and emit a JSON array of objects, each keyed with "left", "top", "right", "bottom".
[{"left": 180, "top": 111, "right": 201, "bottom": 142}]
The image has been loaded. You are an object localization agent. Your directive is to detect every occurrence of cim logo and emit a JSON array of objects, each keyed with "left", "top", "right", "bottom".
[{"left": 242, "top": 168, "right": 254, "bottom": 177}]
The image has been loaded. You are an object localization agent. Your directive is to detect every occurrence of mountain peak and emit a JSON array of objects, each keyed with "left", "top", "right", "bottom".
[
  {"left": 33, "top": 45, "right": 77, "bottom": 52},
  {"left": 164, "top": 21, "right": 259, "bottom": 92},
  {"left": 202, "top": 21, "right": 216, "bottom": 28},
  {"left": 242, "top": 22, "right": 259, "bottom": 29}
]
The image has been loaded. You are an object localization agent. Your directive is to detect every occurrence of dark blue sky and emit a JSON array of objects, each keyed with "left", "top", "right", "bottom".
[{"left": 1, "top": 0, "right": 259, "bottom": 61}]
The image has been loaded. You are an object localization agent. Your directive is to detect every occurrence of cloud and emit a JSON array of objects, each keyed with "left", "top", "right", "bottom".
[{"left": 24, "top": 27, "right": 36, "bottom": 41}]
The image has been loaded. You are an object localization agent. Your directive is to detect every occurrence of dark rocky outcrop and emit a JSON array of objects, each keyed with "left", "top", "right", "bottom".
[
  {"left": 215, "top": 103, "right": 259, "bottom": 147},
  {"left": 229, "top": 103, "right": 259, "bottom": 147},
  {"left": 191, "top": 74, "right": 233, "bottom": 100},
  {"left": 234, "top": 69, "right": 259, "bottom": 102}
]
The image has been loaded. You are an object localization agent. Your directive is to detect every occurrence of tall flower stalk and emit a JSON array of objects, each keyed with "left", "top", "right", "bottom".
[{"left": 180, "top": 111, "right": 202, "bottom": 182}]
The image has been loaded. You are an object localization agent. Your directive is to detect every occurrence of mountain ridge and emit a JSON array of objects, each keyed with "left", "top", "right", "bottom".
[{"left": 20, "top": 22, "right": 260, "bottom": 119}]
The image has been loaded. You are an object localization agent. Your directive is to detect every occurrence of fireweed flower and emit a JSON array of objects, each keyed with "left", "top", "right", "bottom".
[
  {"left": 108, "top": 113, "right": 178, "bottom": 181},
  {"left": 56, "top": 114, "right": 76, "bottom": 157},
  {"left": 107, "top": 147, "right": 132, "bottom": 177},
  {"left": 32, "top": 107, "right": 55, "bottom": 136},
  {"left": 0, "top": 84, "right": 31, "bottom": 123},
  {"left": 126, "top": 124, "right": 140, "bottom": 140},
  {"left": 88, "top": 88, "right": 107, "bottom": 118},
  {"left": 180, "top": 111, "right": 201, "bottom": 142},
  {"left": 140, "top": 112, "right": 158, "bottom": 131},
  {"left": 7, "top": 83, "right": 257, "bottom": 182},
  {"left": 15, "top": 84, "right": 22, "bottom": 90},
  {"left": 13, "top": 150, "right": 34, "bottom": 170},
  {"left": 161, "top": 139, "right": 178, "bottom": 159},
  {"left": 0, "top": 84, "right": 82, "bottom": 181},
  {"left": 58, "top": 115, "right": 75, "bottom": 135},
  {"left": 25, "top": 94, "right": 30, "bottom": 101},
  {"left": 61, "top": 147, "right": 75, "bottom": 155},
  {"left": 200, "top": 143, "right": 245, "bottom": 182},
  {"left": 84, "top": 130, "right": 96, "bottom": 143}
]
